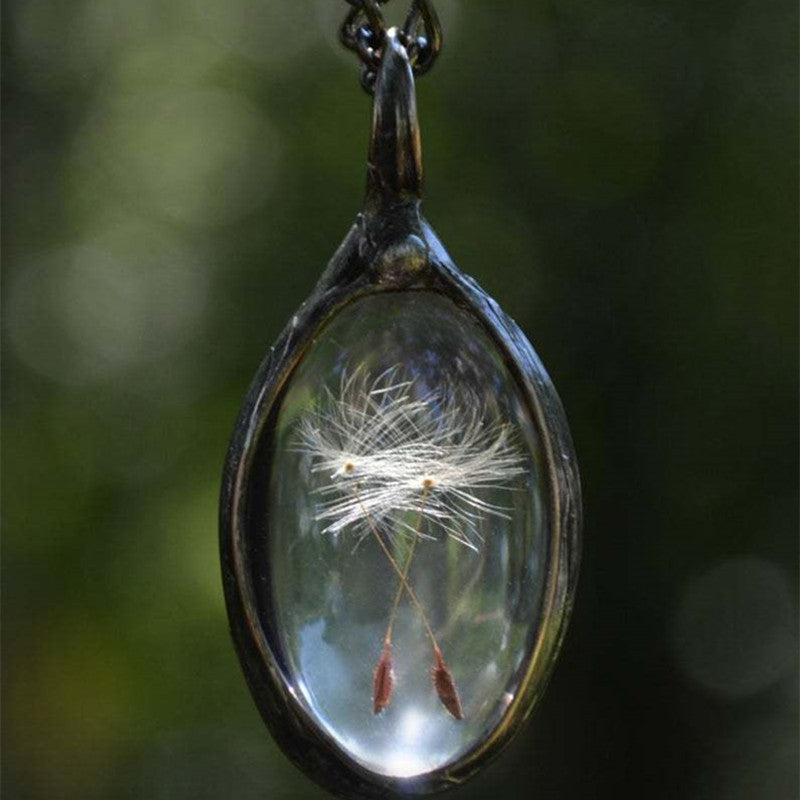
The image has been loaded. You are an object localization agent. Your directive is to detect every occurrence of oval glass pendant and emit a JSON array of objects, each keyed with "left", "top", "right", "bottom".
[{"left": 220, "top": 29, "right": 581, "bottom": 799}]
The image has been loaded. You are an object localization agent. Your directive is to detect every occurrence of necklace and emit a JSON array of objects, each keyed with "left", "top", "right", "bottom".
[{"left": 220, "top": 3, "right": 581, "bottom": 797}]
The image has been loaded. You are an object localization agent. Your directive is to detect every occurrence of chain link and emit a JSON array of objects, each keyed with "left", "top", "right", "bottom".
[{"left": 340, "top": 0, "right": 442, "bottom": 93}]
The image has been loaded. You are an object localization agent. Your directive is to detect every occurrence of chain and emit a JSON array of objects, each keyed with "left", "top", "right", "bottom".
[{"left": 340, "top": 0, "right": 442, "bottom": 93}]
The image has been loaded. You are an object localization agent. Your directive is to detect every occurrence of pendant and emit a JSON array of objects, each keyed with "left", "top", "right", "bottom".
[{"left": 220, "top": 25, "right": 581, "bottom": 800}]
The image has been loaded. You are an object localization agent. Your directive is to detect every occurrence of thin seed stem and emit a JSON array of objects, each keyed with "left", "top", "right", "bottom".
[
  {"left": 353, "top": 486, "right": 439, "bottom": 654},
  {"left": 384, "top": 486, "right": 430, "bottom": 646},
  {"left": 355, "top": 483, "right": 463, "bottom": 719}
]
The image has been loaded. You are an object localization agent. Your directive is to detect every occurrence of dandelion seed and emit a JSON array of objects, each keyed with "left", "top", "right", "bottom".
[{"left": 294, "top": 365, "right": 524, "bottom": 718}]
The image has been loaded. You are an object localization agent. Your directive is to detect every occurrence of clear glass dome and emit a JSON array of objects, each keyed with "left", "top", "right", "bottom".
[{"left": 261, "top": 290, "right": 549, "bottom": 779}]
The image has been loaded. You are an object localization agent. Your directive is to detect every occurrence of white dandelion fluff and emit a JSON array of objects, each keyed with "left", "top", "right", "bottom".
[{"left": 294, "top": 365, "right": 525, "bottom": 551}]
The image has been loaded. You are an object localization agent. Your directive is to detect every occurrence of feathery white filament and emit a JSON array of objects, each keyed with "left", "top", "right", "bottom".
[{"left": 294, "top": 366, "right": 525, "bottom": 551}]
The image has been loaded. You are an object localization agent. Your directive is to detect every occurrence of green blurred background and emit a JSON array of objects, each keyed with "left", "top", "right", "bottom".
[{"left": 3, "top": 1, "right": 797, "bottom": 798}]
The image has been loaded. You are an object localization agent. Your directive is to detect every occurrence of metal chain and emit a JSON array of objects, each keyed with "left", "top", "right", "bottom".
[{"left": 340, "top": 0, "right": 442, "bottom": 93}]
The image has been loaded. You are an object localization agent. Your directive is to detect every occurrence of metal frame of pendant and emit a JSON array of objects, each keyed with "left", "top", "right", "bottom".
[{"left": 220, "top": 29, "right": 582, "bottom": 800}]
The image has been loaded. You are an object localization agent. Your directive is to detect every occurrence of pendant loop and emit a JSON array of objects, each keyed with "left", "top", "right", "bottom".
[
  {"left": 365, "top": 28, "right": 423, "bottom": 212},
  {"left": 340, "top": 1, "right": 443, "bottom": 93}
]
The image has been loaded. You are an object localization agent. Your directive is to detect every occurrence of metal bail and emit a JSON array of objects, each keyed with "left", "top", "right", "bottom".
[{"left": 365, "top": 28, "right": 423, "bottom": 212}]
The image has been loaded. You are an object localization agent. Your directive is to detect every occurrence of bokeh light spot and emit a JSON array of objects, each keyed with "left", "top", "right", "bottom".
[
  {"left": 671, "top": 557, "right": 796, "bottom": 699},
  {"left": 73, "top": 84, "right": 280, "bottom": 227},
  {"left": 7, "top": 223, "right": 208, "bottom": 385}
]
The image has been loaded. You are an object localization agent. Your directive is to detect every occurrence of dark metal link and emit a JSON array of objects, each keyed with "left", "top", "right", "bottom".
[{"left": 340, "top": 0, "right": 442, "bottom": 93}]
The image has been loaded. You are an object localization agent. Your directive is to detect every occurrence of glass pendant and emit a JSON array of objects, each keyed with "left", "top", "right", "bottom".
[{"left": 220, "top": 24, "right": 581, "bottom": 800}]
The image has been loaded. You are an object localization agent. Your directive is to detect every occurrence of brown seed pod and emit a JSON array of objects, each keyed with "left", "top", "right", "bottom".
[
  {"left": 373, "top": 642, "right": 394, "bottom": 714},
  {"left": 432, "top": 648, "right": 463, "bottom": 720}
]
